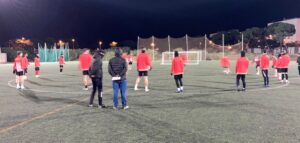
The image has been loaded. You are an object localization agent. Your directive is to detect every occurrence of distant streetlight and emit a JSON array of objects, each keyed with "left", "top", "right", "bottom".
[
  {"left": 58, "top": 40, "right": 65, "bottom": 47},
  {"left": 150, "top": 42, "right": 155, "bottom": 61},
  {"left": 99, "top": 41, "right": 103, "bottom": 49},
  {"left": 110, "top": 41, "right": 118, "bottom": 47},
  {"left": 71, "top": 38, "right": 75, "bottom": 49}
]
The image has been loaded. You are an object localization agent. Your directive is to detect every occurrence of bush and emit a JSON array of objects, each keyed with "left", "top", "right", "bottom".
[{"left": 1, "top": 47, "right": 36, "bottom": 62}]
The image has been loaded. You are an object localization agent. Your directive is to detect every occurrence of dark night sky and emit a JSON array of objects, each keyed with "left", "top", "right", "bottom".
[{"left": 0, "top": 0, "right": 299, "bottom": 48}]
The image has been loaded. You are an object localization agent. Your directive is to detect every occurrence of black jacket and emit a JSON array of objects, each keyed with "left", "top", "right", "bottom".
[
  {"left": 108, "top": 56, "right": 127, "bottom": 80},
  {"left": 297, "top": 57, "right": 300, "bottom": 66},
  {"left": 89, "top": 57, "right": 103, "bottom": 78}
]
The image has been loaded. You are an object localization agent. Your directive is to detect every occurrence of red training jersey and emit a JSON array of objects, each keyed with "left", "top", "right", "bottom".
[
  {"left": 34, "top": 57, "right": 40, "bottom": 67},
  {"left": 22, "top": 57, "right": 29, "bottom": 69},
  {"left": 220, "top": 56, "right": 230, "bottom": 68},
  {"left": 13, "top": 56, "right": 24, "bottom": 72},
  {"left": 79, "top": 53, "right": 93, "bottom": 71},
  {"left": 136, "top": 53, "right": 151, "bottom": 71},
  {"left": 272, "top": 56, "right": 277, "bottom": 68},
  {"left": 171, "top": 57, "right": 184, "bottom": 75},
  {"left": 280, "top": 54, "right": 290, "bottom": 68},
  {"left": 235, "top": 57, "right": 249, "bottom": 75},
  {"left": 59, "top": 56, "right": 65, "bottom": 65},
  {"left": 260, "top": 54, "right": 269, "bottom": 70}
]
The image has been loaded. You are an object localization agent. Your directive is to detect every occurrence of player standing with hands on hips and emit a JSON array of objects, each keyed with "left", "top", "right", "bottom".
[
  {"left": 134, "top": 48, "right": 152, "bottom": 92},
  {"left": 79, "top": 49, "right": 93, "bottom": 90},
  {"left": 13, "top": 51, "right": 25, "bottom": 89},
  {"left": 171, "top": 51, "right": 185, "bottom": 93},
  {"left": 59, "top": 54, "right": 65, "bottom": 73},
  {"left": 260, "top": 50, "right": 270, "bottom": 87},
  {"left": 235, "top": 51, "right": 250, "bottom": 92}
]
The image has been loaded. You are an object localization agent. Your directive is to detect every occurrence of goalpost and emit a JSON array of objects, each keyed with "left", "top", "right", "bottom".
[{"left": 161, "top": 51, "right": 202, "bottom": 65}]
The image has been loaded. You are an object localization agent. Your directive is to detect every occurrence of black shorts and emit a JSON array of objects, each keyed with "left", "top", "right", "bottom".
[
  {"left": 129, "top": 61, "right": 133, "bottom": 65},
  {"left": 16, "top": 71, "right": 24, "bottom": 76},
  {"left": 35, "top": 67, "right": 40, "bottom": 71},
  {"left": 24, "top": 68, "right": 28, "bottom": 74},
  {"left": 277, "top": 68, "right": 281, "bottom": 73},
  {"left": 281, "top": 68, "right": 288, "bottom": 73},
  {"left": 138, "top": 71, "right": 148, "bottom": 77},
  {"left": 82, "top": 70, "right": 89, "bottom": 75},
  {"left": 174, "top": 74, "right": 183, "bottom": 80}
]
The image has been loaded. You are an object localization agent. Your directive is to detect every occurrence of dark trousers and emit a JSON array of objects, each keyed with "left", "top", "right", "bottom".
[
  {"left": 174, "top": 74, "right": 183, "bottom": 88},
  {"left": 262, "top": 70, "right": 269, "bottom": 86},
  {"left": 298, "top": 66, "right": 300, "bottom": 75},
  {"left": 236, "top": 74, "right": 246, "bottom": 89},
  {"left": 90, "top": 77, "right": 103, "bottom": 106},
  {"left": 60, "top": 65, "right": 63, "bottom": 72}
]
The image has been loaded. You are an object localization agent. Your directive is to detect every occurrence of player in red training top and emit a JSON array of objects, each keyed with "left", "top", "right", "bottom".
[
  {"left": 235, "top": 51, "right": 250, "bottom": 92},
  {"left": 279, "top": 51, "right": 290, "bottom": 84},
  {"left": 171, "top": 51, "right": 185, "bottom": 93},
  {"left": 220, "top": 56, "right": 230, "bottom": 74},
  {"left": 34, "top": 54, "right": 41, "bottom": 78},
  {"left": 134, "top": 48, "right": 152, "bottom": 92},
  {"left": 79, "top": 49, "right": 93, "bottom": 90},
  {"left": 59, "top": 54, "right": 65, "bottom": 73},
  {"left": 254, "top": 55, "right": 260, "bottom": 75},
  {"left": 22, "top": 53, "right": 29, "bottom": 80},
  {"left": 271, "top": 53, "right": 278, "bottom": 77},
  {"left": 122, "top": 51, "right": 133, "bottom": 70},
  {"left": 13, "top": 51, "right": 25, "bottom": 89},
  {"left": 260, "top": 50, "right": 270, "bottom": 87}
]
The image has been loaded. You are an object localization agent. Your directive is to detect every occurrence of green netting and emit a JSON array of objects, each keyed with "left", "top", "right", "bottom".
[{"left": 38, "top": 43, "right": 70, "bottom": 62}]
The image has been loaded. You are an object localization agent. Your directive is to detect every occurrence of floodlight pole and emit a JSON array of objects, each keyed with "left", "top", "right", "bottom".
[
  {"left": 222, "top": 34, "right": 225, "bottom": 57},
  {"left": 152, "top": 36, "right": 155, "bottom": 62},
  {"left": 137, "top": 36, "right": 140, "bottom": 51},
  {"left": 241, "top": 33, "right": 244, "bottom": 51},
  {"left": 204, "top": 34, "right": 207, "bottom": 61},
  {"left": 168, "top": 35, "right": 171, "bottom": 53}
]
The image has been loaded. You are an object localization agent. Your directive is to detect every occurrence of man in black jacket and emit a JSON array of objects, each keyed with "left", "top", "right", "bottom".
[
  {"left": 108, "top": 48, "right": 129, "bottom": 110},
  {"left": 88, "top": 50, "right": 106, "bottom": 108}
]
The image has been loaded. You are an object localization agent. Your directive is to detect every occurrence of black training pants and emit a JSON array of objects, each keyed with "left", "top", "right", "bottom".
[
  {"left": 262, "top": 70, "right": 269, "bottom": 86},
  {"left": 236, "top": 74, "right": 246, "bottom": 89},
  {"left": 90, "top": 77, "right": 103, "bottom": 106},
  {"left": 174, "top": 74, "right": 183, "bottom": 88}
]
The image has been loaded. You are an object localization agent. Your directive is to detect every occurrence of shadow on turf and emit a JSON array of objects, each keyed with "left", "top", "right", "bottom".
[
  {"left": 103, "top": 110, "right": 217, "bottom": 143},
  {"left": 17, "top": 89, "right": 41, "bottom": 103},
  {"left": 39, "top": 77, "right": 54, "bottom": 82},
  {"left": 17, "top": 88, "right": 89, "bottom": 107}
]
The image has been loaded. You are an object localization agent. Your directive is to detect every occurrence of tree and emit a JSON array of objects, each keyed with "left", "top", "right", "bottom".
[
  {"left": 243, "top": 27, "right": 265, "bottom": 44},
  {"left": 210, "top": 29, "right": 241, "bottom": 45},
  {"left": 266, "top": 22, "right": 296, "bottom": 47}
]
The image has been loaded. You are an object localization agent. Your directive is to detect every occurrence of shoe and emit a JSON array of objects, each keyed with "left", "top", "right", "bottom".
[
  {"left": 83, "top": 87, "right": 89, "bottom": 91},
  {"left": 88, "top": 104, "right": 93, "bottom": 107},
  {"left": 176, "top": 90, "right": 181, "bottom": 93},
  {"left": 134, "top": 88, "right": 139, "bottom": 91},
  {"left": 241, "top": 88, "right": 246, "bottom": 92},
  {"left": 16, "top": 85, "right": 20, "bottom": 89},
  {"left": 20, "top": 86, "right": 25, "bottom": 89},
  {"left": 123, "top": 106, "right": 129, "bottom": 110},
  {"left": 145, "top": 88, "right": 149, "bottom": 92},
  {"left": 286, "top": 80, "right": 290, "bottom": 84},
  {"left": 113, "top": 107, "right": 118, "bottom": 110},
  {"left": 98, "top": 105, "right": 106, "bottom": 109}
]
